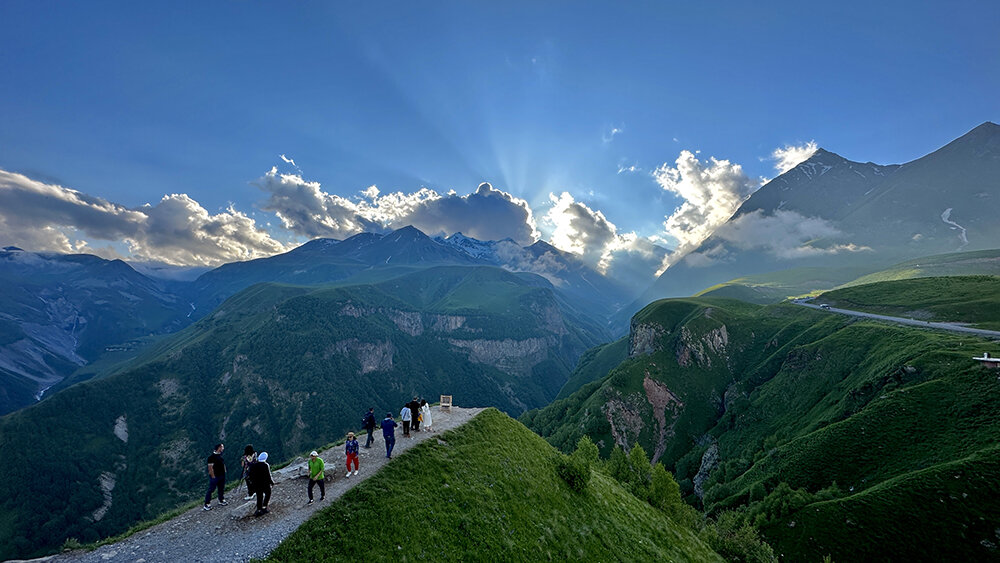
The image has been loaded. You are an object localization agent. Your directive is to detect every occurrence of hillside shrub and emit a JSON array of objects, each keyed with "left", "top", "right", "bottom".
[
  {"left": 699, "top": 510, "right": 777, "bottom": 563},
  {"left": 555, "top": 454, "right": 590, "bottom": 492},
  {"left": 572, "top": 435, "right": 599, "bottom": 466}
]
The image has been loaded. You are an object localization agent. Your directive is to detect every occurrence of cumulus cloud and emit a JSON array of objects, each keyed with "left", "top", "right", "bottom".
[
  {"left": 771, "top": 141, "right": 818, "bottom": 174},
  {"left": 654, "top": 150, "right": 760, "bottom": 270},
  {"left": 0, "top": 169, "right": 288, "bottom": 266},
  {"left": 544, "top": 192, "right": 618, "bottom": 269},
  {"left": 255, "top": 168, "right": 539, "bottom": 244},
  {"left": 541, "top": 191, "right": 665, "bottom": 291},
  {"left": 680, "top": 209, "right": 870, "bottom": 266},
  {"left": 493, "top": 240, "right": 569, "bottom": 287},
  {"left": 253, "top": 167, "right": 383, "bottom": 238}
]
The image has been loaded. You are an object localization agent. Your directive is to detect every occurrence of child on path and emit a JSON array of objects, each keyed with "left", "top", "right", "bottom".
[
  {"left": 345, "top": 432, "right": 360, "bottom": 476},
  {"left": 307, "top": 450, "right": 325, "bottom": 504},
  {"left": 381, "top": 413, "right": 398, "bottom": 458}
]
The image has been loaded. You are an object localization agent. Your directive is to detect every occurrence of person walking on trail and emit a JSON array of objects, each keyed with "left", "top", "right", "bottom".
[
  {"left": 203, "top": 443, "right": 228, "bottom": 511},
  {"left": 249, "top": 451, "right": 275, "bottom": 516},
  {"left": 345, "top": 432, "right": 360, "bottom": 477},
  {"left": 363, "top": 407, "right": 377, "bottom": 448},
  {"left": 241, "top": 445, "right": 257, "bottom": 501},
  {"left": 409, "top": 397, "right": 422, "bottom": 432},
  {"left": 420, "top": 399, "right": 432, "bottom": 432},
  {"left": 400, "top": 403, "right": 412, "bottom": 437},
  {"left": 307, "top": 451, "right": 325, "bottom": 504},
  {"left": 381, "top": 412, "right": 398, "bottom": 458}
]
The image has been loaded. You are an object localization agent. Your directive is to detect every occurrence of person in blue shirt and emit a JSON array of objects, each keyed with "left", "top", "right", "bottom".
[{"left": 381, "top": 413, "right": 398, "bottom": 459}]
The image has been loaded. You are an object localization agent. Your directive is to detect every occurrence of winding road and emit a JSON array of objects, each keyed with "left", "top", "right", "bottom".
[{"left": 794, "top": 301, "right": 1000, "bottom": 340}]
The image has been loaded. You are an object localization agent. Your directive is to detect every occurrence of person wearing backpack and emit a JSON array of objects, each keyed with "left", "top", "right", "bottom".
[
  {"left": 362, "top": 407, "right": 377, "bottom": 448},
  {"left": 241, "top": 445, "right": 257, "bottom": 501},
  {"left": 307, "top": 450, "right": 325, "bottom": 504}
]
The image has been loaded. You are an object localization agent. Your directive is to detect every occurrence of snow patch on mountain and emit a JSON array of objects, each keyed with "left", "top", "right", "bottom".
[{"left": 940, "top": 208, "right": 969, "bottom": 250}]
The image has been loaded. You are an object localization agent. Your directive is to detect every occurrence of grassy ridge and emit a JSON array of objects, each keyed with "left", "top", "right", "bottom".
[
  {"left": 523, "top": 281, "right": 1000, "bottom": 561},
  {"left": 840, "top": 248, "right": 1000, "bottom": 287},
  {"left": 269, "top": 409, "right": 722, "bottom": 562},
  {"left": 820, "top": 275, "right": 1000, "bottom": 329}
]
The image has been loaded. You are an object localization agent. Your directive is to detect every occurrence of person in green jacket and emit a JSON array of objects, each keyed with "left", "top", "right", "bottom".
[{"left": 307, "top": 450, "right": 325, "bottom": 504}]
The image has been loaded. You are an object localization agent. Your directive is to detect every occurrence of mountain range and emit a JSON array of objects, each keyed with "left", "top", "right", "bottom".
[
  {"left": 634, "top": 121, "right": 1000, "bottom": 309},
  {"left": 0, "top": 227, "right": 630, "bottom": 414}
]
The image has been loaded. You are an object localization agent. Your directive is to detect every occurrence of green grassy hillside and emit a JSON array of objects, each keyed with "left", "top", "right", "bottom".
[
  {"left": 0, "top": 266, "right": 606, "bottom": 560},
  {"left": 840, "top": 248, "right": 1000, "bottom": 287},
  {"left": 523, "top": 287, "right": 1000, "bottom": 561},
  {"left": 819, "top": 275, "right": 1000, "bottom": 329},
  {"left": 695, "top": 266, "right": 876, "bottom": 304},
  {"left": 269, "top": 409, "right": 723, "bottom": 562},
  {"left": 692, "top": 249, "right": 1000, "bottom": 305},
  {"left": 555, "top": 336, "right": 628, "bottom": 400}
]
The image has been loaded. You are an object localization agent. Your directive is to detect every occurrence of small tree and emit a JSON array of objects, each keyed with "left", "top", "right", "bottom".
[
  {"left": 606, "top": 445, "right": 630, "bottom": 482},
  {"left": 572, "top": 435, "right": 599, "bottom": 466},
  {"left": 628, "top": 443, "right": 652, "bottom": 499},
  {"left": 650, "top": 462, "right": 683, "bottom": 514}
]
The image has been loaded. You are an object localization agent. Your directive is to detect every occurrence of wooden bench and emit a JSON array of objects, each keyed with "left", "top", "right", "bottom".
[{"left": 439, "top": 394, "right": 452, "bottom": 409}]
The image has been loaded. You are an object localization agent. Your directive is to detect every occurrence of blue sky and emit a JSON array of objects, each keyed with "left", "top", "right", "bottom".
[{"left": 1, "top": 1, "right": 997, "bottom": 279}]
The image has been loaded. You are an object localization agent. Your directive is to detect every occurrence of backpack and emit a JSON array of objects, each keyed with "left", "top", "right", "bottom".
[{"left": 363, "top": 411, "right": 375, "bottom": 429}]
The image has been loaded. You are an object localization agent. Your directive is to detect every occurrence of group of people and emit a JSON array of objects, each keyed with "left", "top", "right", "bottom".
[
  {"left": 201, "top": 398, "right": 435, "bottom": 517},
  {"left": 202, "top": 443, "right": 276, "bottom": 517},
  {"left": 361, "top": 397, "right": 434, "bottom": 459}
]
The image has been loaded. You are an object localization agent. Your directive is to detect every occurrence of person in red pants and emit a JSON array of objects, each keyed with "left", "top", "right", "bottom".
[{"left": 345, "top": 432, "right": 360, "bottom": 477}]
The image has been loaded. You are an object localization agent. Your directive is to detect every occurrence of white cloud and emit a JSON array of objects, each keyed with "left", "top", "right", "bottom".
[
  {"left": 603, "top": 125, "right": 624, "bottom": 144},
  {"left": 654, "top": 150, "right": 760, "bottom": 271},
  {"left": 541, "top": 191, "right": 665, "bottom": 290},
  {"left": 616, "top": 160, "right": 641, "bottom": 174},
  {"left": 255, "top": 169, "right": 540, "bottom": 244},
  {"left": 0, "top": 169, "right": 289, "bottom": 266},
  {"left": 544, "top": 192, "right": 618, "bottom": 269},
  {"left": 382, "top": 182, "right": 539, "bottom": 244},
  {"left": 771, "top": 141, "right": 818, "bottom": 174},
  {"left": 681, "top": 209, "right": 871, "bottom": 266},
  {"left": 279, "top": 154, "right": 297, "bottom": 167}
]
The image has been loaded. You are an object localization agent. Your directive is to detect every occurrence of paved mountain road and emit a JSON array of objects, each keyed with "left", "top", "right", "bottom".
[
  {"left": 794, "top": 301, "right": 1000, "bottom": 340},
  {"left": 41, "top": 406, "right": 484, "bottom": 563}
]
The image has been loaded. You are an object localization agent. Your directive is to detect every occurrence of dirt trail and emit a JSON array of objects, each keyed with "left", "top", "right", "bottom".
[{"left": 44, "top": 406, "right": 483, "bottom": 563}]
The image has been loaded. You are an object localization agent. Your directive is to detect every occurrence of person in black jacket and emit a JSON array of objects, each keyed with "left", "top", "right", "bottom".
[
  {"left": 409, "top": 397, "right": 422, "bottom": 432},
  {"left": 249, "top": 451, "right": 275, "bottom": 516},
  {"left": 363, "top": 407, "right": 377, "bottom": 448}
]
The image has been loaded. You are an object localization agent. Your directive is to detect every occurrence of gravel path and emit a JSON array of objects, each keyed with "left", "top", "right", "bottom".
[{"left": 45, "top": 406, "right": 484, "bottom": 563}]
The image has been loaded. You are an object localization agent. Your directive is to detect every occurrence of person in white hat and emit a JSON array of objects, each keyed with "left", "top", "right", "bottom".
[
  {"left": 248, "top": 451, "right": 275, "bottom": 516},
  {"left": 307, "top": 450, "right": 325, "bottom": 504}
]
